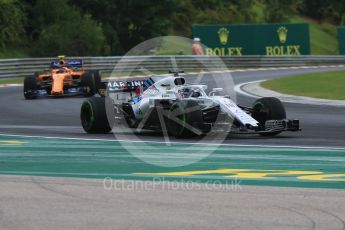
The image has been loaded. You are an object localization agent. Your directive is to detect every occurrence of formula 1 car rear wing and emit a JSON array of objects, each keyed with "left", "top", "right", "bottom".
[
  {"left": 105, "top": 80, "right": 145, "bottom": 92},
  {"left": 50, "top": 59, "right": 83, "bottom": 69},
  {"left": 98, "top": 79, "right": 145, "bottom": 98}
]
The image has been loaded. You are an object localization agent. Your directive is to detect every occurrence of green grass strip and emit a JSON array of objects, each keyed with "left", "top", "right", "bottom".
[
  {"left": 0, "top": 77, "right": 24, "bottom": 84},
  {"left": 261, "top": 70, "right": 345, "bottom": 100}
]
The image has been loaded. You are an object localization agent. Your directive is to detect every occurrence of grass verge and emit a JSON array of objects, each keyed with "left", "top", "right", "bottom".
[
  {"left": 0, "top": 77, "right": 24, "bottom": 84},
  {"left": 261, "top": 70, "right": 345, "bottom": 100},
  {"left": 290, "top": 16, "right": 338, "bottom": 55}
]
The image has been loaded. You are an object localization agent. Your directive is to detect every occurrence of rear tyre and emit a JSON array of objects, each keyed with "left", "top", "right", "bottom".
[
  {"left": 80, "top": 97, "right": 112, "bottom": 133},
  {"left": 81, "top": 71, "right": 96, "bottom": 97},
  {"left": 92, "top": 70, "right": 101, "bottom": 89},
  {"left": 23, "top": 75, "right": 38, "bottom": 99},
  {"left": 166, "top": 100, "right": 203, "bottom": 138},
  {"left": 252, "top": 97, "right": 286, "bottom": 136}
]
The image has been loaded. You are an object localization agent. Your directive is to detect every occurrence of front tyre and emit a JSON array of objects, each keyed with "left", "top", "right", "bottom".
[
  {"left": 80, "top": 97, "right": 111, "bottom": 133},
  {"left": 252, "top": 97, "right": 286, "bottom": 136},
  {"left": 166, "top": 100, "right": 203, "bottom": 138},
  {"left": 23, "top": 75, "right": 38, "bottom": 99}
]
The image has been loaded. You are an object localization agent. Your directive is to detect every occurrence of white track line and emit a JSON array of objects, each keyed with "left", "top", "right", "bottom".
[
  {"left": 234, "top": 80, "right": 262, "bottom": 98},
  {"left": 235, "top": 80, "right": 345, "bottom": 106},
  {"left": 0, "top": 84, "right": 22, "bottom": 87},
  {"left": 1, "top": 133, "right": 345, "bottom": 150}
]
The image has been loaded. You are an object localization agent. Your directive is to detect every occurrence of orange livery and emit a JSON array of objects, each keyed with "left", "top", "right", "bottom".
[{"left": 23, "top": 56, "right": 100, "bottom": 99}]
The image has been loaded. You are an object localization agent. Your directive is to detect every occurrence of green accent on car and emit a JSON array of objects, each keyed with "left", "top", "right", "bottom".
[{"left": 254, "top": 101, "right": 264, "bottom": 109}]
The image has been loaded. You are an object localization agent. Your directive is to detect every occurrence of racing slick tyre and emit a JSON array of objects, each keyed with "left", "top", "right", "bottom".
[
  {"left": 92, "top": 70, "right": 101, "bottom": 89},
  {"left": 81, "top": 71, "right": 97, "bottom": 97},
  {"left": 252, "top": 97, "right": 286, "bottom": 136},
  {"left": 80, "top": 97, "right": 112, "bottom": 133},
  {"left": 23, "top": 75, "right": 38, "bottom": 99},
  {"left": 166, "top": 100, "right": 203, "bottom": 138}
]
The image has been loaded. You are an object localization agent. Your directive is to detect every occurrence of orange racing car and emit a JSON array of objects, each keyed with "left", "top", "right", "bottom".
[{"left": 23, "top": 56, "right": 100, "bottom": 99}]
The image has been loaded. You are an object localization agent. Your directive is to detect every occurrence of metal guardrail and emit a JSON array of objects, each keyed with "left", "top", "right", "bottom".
[{"left": 1, "top": 55, "right": 345, "bottom": 78}]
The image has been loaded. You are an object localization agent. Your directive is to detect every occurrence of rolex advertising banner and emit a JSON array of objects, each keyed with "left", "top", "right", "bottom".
[
  {"left": 338, "top": 27, "right": 345, "bottom": 55},
  {"left": 192, "top": 23, "right": 310, "bottom": 56}
]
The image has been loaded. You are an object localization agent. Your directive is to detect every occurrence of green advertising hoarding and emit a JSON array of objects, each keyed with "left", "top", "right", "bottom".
[
  {"left": 338, "top": 27, "right": 345, "bottom": 55},
  {"left": 192, "top": 23, "right": 310, "bottom": 56}
]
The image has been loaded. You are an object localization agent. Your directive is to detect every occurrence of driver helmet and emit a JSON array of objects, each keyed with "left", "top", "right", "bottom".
[
  {"left": 179, "top": 87, "right": 193, "bottom": 98},
  {"left": 58, "top": 55, "right": 66, "bottom": 65},
  {"left": 191, "top": 90, "right": 201, "bottom": 97}
]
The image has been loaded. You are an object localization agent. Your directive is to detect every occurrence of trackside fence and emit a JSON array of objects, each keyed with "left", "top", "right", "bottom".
[{"left": 1, "top": 55, "right": 345, "bottom": 78}]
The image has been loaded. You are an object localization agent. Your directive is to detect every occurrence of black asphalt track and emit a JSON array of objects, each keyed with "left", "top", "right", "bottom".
[{"left": 1, "top": 67, "right": 344, "bottom": 148}]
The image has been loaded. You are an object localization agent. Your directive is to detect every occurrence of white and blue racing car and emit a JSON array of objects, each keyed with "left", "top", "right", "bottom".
[{"left": 80, "top": 71, "right": 300, "bottom": 137}]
